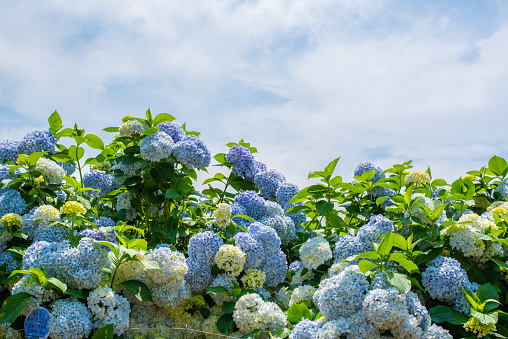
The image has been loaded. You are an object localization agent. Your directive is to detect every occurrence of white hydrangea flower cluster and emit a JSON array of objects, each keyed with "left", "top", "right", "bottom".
[
  {"left": 299, "top": 236, "right": 332, "bottom": 270},
  {"left": 233, "top": 293, "right": 287, "bottom": 335},
  {"left": 441, "top": 213, "right": 497, "bottom": 260},
  {"left": 241, "top": 269, "right": 266, "bottom": 289},
  {"left": 0, "top": 323, "right": 22, "bottom": 339},
  {"left": 168, "top": 306, "right": 205, "bottom": 339},
  {"left": 214, "top": 244, "right": 246, "bottom": 277},
  {"left": 119, "top": 120, "right": 146, "bottom": 136},
  {"left": 48, "top": 299, "right": 93, "bottom": 339},
  {"left": 144, "top": 247, "right": 190, "bottom": 308},
  {"left": 33, "top": 205, "right": 60, "bottom": 222},
  {"left": 35, "top": 158, "right": 65, "bottom": 184},
  {"left": 87, "top": 286, "right": 131, "bottom": 335},
  {"left": 139, "top": 131, "right": 174, "bottom": 162},
  {"left": 124, "top": 302, "right": 174, "bottom": 339},
  {"left": 213, "top": 203, "right": 231, "bottom": 229},
  {"left": 289, "top": 284, "right": 316, "bottom": 307}
]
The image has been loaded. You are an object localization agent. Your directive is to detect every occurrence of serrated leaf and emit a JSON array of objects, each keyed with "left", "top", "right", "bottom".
[
  {"left": 45, "top": 277, "right": 67, "bottom": 294},
  {"left": 386, "top": 272, "right": 411, "bottom": 294},
  {"left": 471, "top": 309, "right": 498, "bottom": 325},
  {"left": 222, "top": 301, "right": 236, "bottom": 314},
  {"left": 216, "top": 313, "right": 235, "bottom": 334},
  {"left": 121, "top": 280, "right": 153, "bottom": 302},
  {"left": 477, "top": 283, "right": 499, "bottom": 304},
  {"left": 287, "top": 303, "right": 313, "bottom": 324}
]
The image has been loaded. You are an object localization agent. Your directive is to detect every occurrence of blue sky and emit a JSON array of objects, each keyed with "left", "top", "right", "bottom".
[{"left": 1, "top": 0, "right": 507, "bottom": 188}]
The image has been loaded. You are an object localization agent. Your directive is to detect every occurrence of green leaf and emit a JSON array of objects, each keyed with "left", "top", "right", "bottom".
[
  {"left": 0, "top": 292, "right": 32, "bottom": 324},
  {"left": 471, "top": 309, "right": 498, "bottom": 325},
  {"left": 353, "top": 251, "right": 380, "bottom": 261},
  {"left": 121, "top": 280, "right": 153, "bottom": 302},
  {"left": 232, "top": 214, "right": 255, "bottom": 222},
  {"left": 139, "top": 259, "right": 161, "bottom": 271},
  {"left": 222, "top": 301, "right": 236, "bottom": 314},
  {"left": 274, "top": 328, "right": 292, "bottom": 339},
  {"left": 103, "top": 127, "right": 119, "bottom": 133},
  {"left": 388, "top": 253, "right": 420, "bottom": 274},
  {"left": 45, "top": 277, "right": 67, "bottom": 294},
  {"left": 386, "top": 272, "right": 411, "bottom": 294},
  {"left": 28, "top": 151, "right": 46, "bottom": 167},
  {"left": 206, "top": 286, "right": 230, "bottom": 294},
  {"left": 141, "top": 126, "right": 159, "bottom": 135},
  {"left": 477, "top": 283, "right": 499, "bottom": 304},
  {"left": 216, "top": 313, "right": 235, "bottom": 334},
  {"left": 91, "top": 324, "right": 115, "bottom": 339},
  {"left": 48, "top": 110, "right": 63, "bottom": 134},
  {"left": 377, "top": 231, "right": 394, "bottom": 257},
  {"left": 287, "top": 303, "right": 312, "bottom": 325},
  {"left": 324, "top": 157, "right": 340, "bottom": 177},
  {"left": 432, "top": 179, "right": 448, "bottom": 186},
  {"left": 488, "top": 155, "right": 508, "bottom": 177},
  {"left": 491, "top": 258, "right": 508, "bottom": 270},
  {"left": 153, "top": 113, "right": 176, "bottom": 126},
  {"left": 84, "top": 134, "right": 105, "bottom": 150},
  {"left": 391, "top": 233, "right": 408, "bottom": 251},
  {"left": 358, "top": 260, "right": 378, "bottom": 274},
  {"left": 145, "top": 108, "right": 153, "bottom": 123},
  {"left": 429, "top": 305, "right": 469, "bottom": 325},
  {"left": 315, "top": 201, "right": 334, "bottom": 216},
  {"left": 66, "top": 289, "right": 84, "bottom": 299},
  {"left": 166, "top": 189, "right": 181, "bottom": 199},
  {"left": 463, "top": 288, "right": 481, "bottom": 309}
]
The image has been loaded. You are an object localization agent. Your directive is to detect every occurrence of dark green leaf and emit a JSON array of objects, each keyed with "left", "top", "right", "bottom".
[
  {"left": 166, "top": 189, "right": 181, "bottom": 199},
  {"left": 222, "top": 301, "right": 236, "bottom": 314},
  {"left": 477, "top": 283, "right": 499, "bottom": 304},
  {"left": 91, "top": 324, "right": 115, "bottom": 339},
  {"left": 121, "top": 280, "right": 153, "bottom": 302},
  {"left": 429, "top": 305, "right": 469, "bottom": 325},
  {"left": 206, "top": 286, "right": 230, "bottom": 294},
  {"left": 216, "top": 313, "right": 235, "bottom": 334},
  {"left": 66, "top": 289, "right": 84, "bottom": 299},
  {"left": 0, "top": 292, "right": 32, "bottom": 324}
]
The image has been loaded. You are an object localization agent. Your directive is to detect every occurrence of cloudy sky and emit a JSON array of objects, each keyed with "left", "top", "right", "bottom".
[{"left": 1, "top": 0, "right": 507, "bottom": 188}]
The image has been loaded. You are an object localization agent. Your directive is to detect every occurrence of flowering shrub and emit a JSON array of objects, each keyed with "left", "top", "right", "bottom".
[{"left": 0, "top": 109, "right": 507, "bottom": 339}]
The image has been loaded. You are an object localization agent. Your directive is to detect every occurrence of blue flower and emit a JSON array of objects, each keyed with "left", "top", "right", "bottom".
[
  {"left": 289, "top": 261, "right": 304, "bottom": 271},
  {"left": 357, "top": 214, "right": 395, "bottom": 248},
  {"left": 276, "top": 182, "right": 300, "bottom": 210},
  {"left": 59, "top": 162, "right": 77, "bottom": 176},
  {"left": 254, "top": 170, "right": 286, "bottom": 199},
  {"left": 353, "top": 162, "right": 385, "bottom": 183},
  {"left": 185, "top": 258, "right": 213, "bottom": 294},
  {"left": 140, "top": 131, "right": 174, "bottom": 162},
  {"left": 172, "top": 135, "right": 211, "bottom": 169},
  {"left": 0, "top": 140, "right": 19, "bottom": 163},
  {"left": 93, "top": 217, "right": 116, "bottom": 227},
  {"left": 290, "top": 319, "right": 322, "bottom": 339},
  {"left": 260, "top": 249, "right": 287, "bottom": 287},
  {"left": 226, "top": 145, "right": 255, "bottom": 177},
  {"left": 0, "top": 165, "right": 18, "bottom": 193},
  {"left": 33, "top": 223, "right": 71, "bottom": 243},
  {"left": 17, "top": 130, "right": 56, "bottom": 155},
  {"left": 233, "top": 232, "right": 264, "bottom": 270},
  {"left": 83, "top": 170, "right": 116, "bottom": 197},
  {"left": 231, "top": 203, "right": 251, "bottom": 228},
  {"left": 187, "top": 231, "right": 223, "bottom": 266},
  {"left": 157, "top": 121, "right": 185, "bottom": 143},
  {"left": 234, "top": 191, "right": 267, "bottom": 220},
  {"left": 333, "top": 235, "right": 363, "bottom": 261},
  {"left": 0, "top": 189, "right": 26, "bottom": 217},
  {"left": 259, "top": 215, "right": 296, "bottom": 246},
  {"left": 248, "top": 222, "right": 281, "bottom": 253},
  {"left": 421, "top": 256, "right": 470, "bottom": 303}
]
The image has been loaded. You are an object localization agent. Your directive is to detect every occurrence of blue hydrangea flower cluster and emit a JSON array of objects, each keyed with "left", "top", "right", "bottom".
[
  {"left": 422, "top": 256, "right": 471, "bottom": 305},
  {"left": 48, "top": 299, "right": 92, "bottom": 339},
  {"left": 0, "top": 189, "right": 26, "bottom": 217},
  {"left": 233, "top": 232, "right": 264, "bottom": 270},
  {"left": 17, "top": 130, "right": 56, "bottom": 155},
  {"left": 93, "top": 217, "right": 116, "bottom": 227},
  {"left": 226, "top": 145, "right": 261, "bottom": 181},
  {"left": 289, "top": 319, "right": 322, "bottom": 339},
  {"left": 33, "top": 223, "right": 71, "bottom": 243},
  {"left": 157, "top": 121, "right": 185, "bottom": 143},
  {"left": 354, "top": 162, "right": 385, "bottom": 183},
  {"left": 23, "top": 238, "right": 107, "bottom": 290},
  {"left": 172, "top": 134, "right": 211, "bottom": 169},
  {"left": 79, "top": 228, "right": 117, "bottom": 249},
  {"left": 139, "top": 130, "right": 174, "bottom": 162},
  {"left": 259, "top": 215, "right": 296, "bottom": 245},
  {"left": 313, "top": 265, "right": 369, "bottom": 319},
  {"left": 83, "top": 170, "right": 116, "bottom": 197},
  {"left": 186, "top": 231, "right": 224, "bottom": 293},
  {"left": 0, "top": 140, "right": 19, "bottom": 163},
  {"left": 233, "top": 190, "right": 267, "bottom": 222},
  {"left": 60, "top": 162, "right": 77, "bottom": 176},
  {"left": 494, "top": 180, "right": 508, "bottom": 200},
  {"left": 254, "top": 169, "right": 286, "bottom": 199},
  {"left": 275, "top": 182, "right": 300, "bottom": 210},
  {"left": 334, "top": 215, "right": 394, "bottom": 262},
  {"left": 0, "top": 165, "right": 18, "bottom": 193}
]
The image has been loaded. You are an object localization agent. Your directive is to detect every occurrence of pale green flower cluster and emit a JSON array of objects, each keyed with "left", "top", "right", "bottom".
[
  {"left": 214, "top": 244, "right": 246, "bottom": 277},
  {"left": 33, "top": 205, "right": 60, "bottom": 222}
]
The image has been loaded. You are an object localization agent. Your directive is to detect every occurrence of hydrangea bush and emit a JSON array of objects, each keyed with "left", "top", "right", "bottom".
[{"left": 0, "top": 109, "right": 507, "bottom": 339}]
